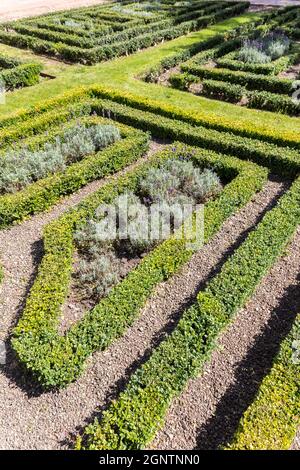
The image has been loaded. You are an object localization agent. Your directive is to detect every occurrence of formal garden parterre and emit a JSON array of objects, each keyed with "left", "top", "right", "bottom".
[{"left": 0, "top": 0, "right": 299, "bottom": 452}]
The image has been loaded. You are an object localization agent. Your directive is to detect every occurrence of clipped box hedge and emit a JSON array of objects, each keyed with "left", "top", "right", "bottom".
[
  {"left": 0, "top": 114, "right": 149, "bottom": 227},
  {"left": 89, "top": 86, "right": 300, "bottom": 150},
  {"left": 226, "top": 314, "right": 300, "bottom": 450},
  {"left": 12, "top": 142, "right": 267, "bottom": 389},
  {"left": 0, "top": 60, "right": 41, "bottom": 91},
  {"left": 78, "top": 175, "right": 300, "bottom": 450},
  {"left": 1, "top": 85, "right": 300, "bottom": 150},
  {"left": 88, "top": 93, "right": 300, "bottom": 176},
  {"left": 0, "top": 2, "right": 249, "bottom": 64}
]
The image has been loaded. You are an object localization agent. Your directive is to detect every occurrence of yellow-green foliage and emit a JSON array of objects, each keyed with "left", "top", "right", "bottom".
[{"left": 226, "top": 315, "right": 300, "bottom": 450}]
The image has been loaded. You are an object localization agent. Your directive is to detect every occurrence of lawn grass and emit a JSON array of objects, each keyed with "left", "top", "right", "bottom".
[{"left": 1, "top": 12, "right": 300, "bottom": 141}]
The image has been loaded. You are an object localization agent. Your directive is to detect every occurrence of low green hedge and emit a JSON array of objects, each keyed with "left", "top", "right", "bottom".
[
  {"left": 0, "top": 116, "right": 149, "bottom": 228},
  {"left": 0, "top": 63, "right": 42, "bottom": 90},
  {"left": 29, "top": 19, "right": 112, "bottom": 38},
  {"left": 1, "top": 90, "right": 299, "bottom": 179},
  {"left": 226, "top": 314, "right": 300, "bottom": 450},
  {"left": 1, "top": 84, "right": 300, "bottom": 150},
  {"left": 170, "top": 72, "right": 246, "bottom": 102},
  {"left": 142, "top": 34, "right": 225, "bottom": 83},
  {"left": 181, "top": 64, "right": 294, "bottom": 94},
  {"left": 170, "top": 73, "right": 300, "bottom": 116},
  {"left": 0, "top": 87, "right": 299, "bottom": 176},
  {"left": 0, "top": 19, "right": 204, "bottom": 64},
  {"left": 11, "top": 18, "right": 174, "bottom": 49},
  {"left": 0, "top": 52, "right": 20, "bottom": 69},
  {"left": 202, "top": 78, "right": 246, "bottom": 102},
  {"left": 12, "top": 143, "right": 267, "bottom": 389},
  {"left": 90, "top": 86, "right": 300, "bottom": 150},
  {"left": 0, "top": 100, "right": 92, "bottom": 146},
  {"left": 169, "top": 71, "right": 199, "bottom": 91},
  {"left": 78, "top": 175, "right": 300, "bottom": 450},
  {"left": 216, "top": 54, "right": 293, "bottom": 76}
]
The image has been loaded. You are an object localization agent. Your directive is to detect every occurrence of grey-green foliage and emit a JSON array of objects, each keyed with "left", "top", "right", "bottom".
[
  {"left": 74, "top": 220, "right": 121, "bottom": 301},
  {"left": 139, "top": 158, "right": 221, "bottom": 204},
  {"left": 64, "top": 20, "right": 82, "bottom": 29},
  {"left": 77, "top": 252, "right": 121, "bottom": 302},
  {"left": 267, "top": 39, "right": 289, "bottom": 60},
  {"left": 74, "top": 191, "right": 154, "bottom": 302},
  {"left": 238, "top": 46, "right": 271, "bottom": 64},
  {"left": 0, "top": 123, "right": 121, "bottom": 194}
]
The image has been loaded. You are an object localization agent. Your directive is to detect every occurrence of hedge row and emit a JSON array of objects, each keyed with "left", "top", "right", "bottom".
[
  {"left": 142, "top": 22, "right": 263, "bottom": 84},
  {"left": 216, "top": 54, "right": 293, "bottom": 76},
  {"left": 226, "top": 314, "right": 300, "bottom": 450},
  {"left": 0, "top": 52, "right": 20, "bottom": 69},
  {"left": 0, "top": 116, "right": 149, "bottom": 228},
  {"left": 248, "top": 90, "right": 300, "bottom": 116},
  {"left": 187, "top": 38, "right": 241, "bottom": 66},
  {"left": 78, "top": 175, "right": 300, "bottom": 450},
  {"left": 0, "top": 88, "right": 299, "bottom": 177},
  {"left": 170, "top": 73, "right": 300, "bottom": 115},
  {"left": 142, "top": 34, "right": 225, "bottom": 83},
  {"left": 10, "top": 17, "right": 174, "bottom": 49},
  {"left": 169, "top": 72, "right": 246, "bottom": 104},
  {"left": 28, "top": 19, "right": 113, "bottom": 38},
  {"left": 202, "top": 78, "right": 245, "bottom": 102},
  {"left": 0, "top": 63, "right": 42, "bottom": 90},
  {"left": 0, "top": 18, "right": 207, "bottom": 64},
  {"left": 12, "top": 143, "right": 267, "bottom": 389},
  {"left": 89, "top": 94, "right": 300, "bottom": 176},
  {"left": 181, "top": 64, "right": 294, "bottom": 94},
  {"left": 169, "top": 71, "right": 199, "bottom": 91},
  {"left": 0, "top": 2, "right": 249, "bottom": 64},
  {"left": 0, "top": 100, "right": 92, "bottom": 146}
]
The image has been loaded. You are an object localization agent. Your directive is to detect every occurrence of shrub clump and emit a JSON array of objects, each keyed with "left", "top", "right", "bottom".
[
  {"left": 139, "top": 158, "right": 221, "bottom": 204},
  {"left": 0, "top": 123, "right": 121, "bottom": 194},
  {"left": 73, "top": 159, "right": 221, "bottom": 303}
]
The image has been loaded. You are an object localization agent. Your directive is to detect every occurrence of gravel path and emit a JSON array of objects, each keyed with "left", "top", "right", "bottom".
[
  {"left": 152, "top": 227, "right": 300, "bottom": 450},
  {"left": 0, "top": 173, "right": 291, "bottom": 449}
]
